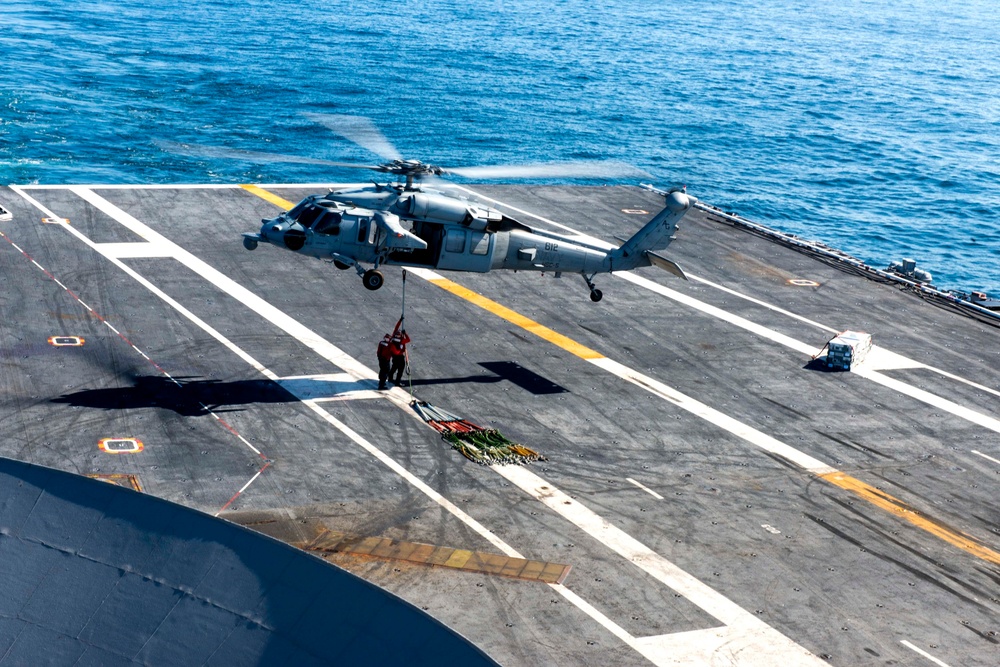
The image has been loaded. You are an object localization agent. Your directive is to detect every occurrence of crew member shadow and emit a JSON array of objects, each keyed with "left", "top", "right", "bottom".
[
  {"left": 407, "top": 361, "right": 567, "bottom": 395},
  {"left": 51, "top": 375, "right": 297, "bottom": 417}
]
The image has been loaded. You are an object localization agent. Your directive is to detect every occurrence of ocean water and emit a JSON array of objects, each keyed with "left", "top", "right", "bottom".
[{"left": 2, "top": 0, "right": 997, "bottom": 295}]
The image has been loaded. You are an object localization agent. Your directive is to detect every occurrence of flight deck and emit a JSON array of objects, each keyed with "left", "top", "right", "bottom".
[{"left": 1, "top": 183, "right": 998, "bottom": 666}]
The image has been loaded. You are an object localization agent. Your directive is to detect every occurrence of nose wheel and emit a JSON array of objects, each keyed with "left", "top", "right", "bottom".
[
  {"left": 583, "top": 274, "right": 603, "bottom": 302},
  {"left": 362, "top": 269, "right": 384, "bottom": 291}
]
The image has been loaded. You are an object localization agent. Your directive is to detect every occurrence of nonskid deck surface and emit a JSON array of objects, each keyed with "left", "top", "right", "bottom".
[{"left": 1, "top": 183, "right": 997, "bottom": 666}]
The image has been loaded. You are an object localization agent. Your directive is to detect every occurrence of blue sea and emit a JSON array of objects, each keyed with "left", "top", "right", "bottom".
[{"left": 2, "top": 0, "right": 997, "bottom": 295}]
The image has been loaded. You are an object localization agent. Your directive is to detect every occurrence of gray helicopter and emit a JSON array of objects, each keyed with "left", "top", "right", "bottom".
[{"left": 168, "top": 115, "right": 695, "bottom": 301}]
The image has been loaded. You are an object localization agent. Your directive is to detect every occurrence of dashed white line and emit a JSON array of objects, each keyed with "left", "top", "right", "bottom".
[
  {"left": 626, "top": 477, "right": 664, "bottom": 500},
  {"left": 237, "top": 466, "right": 268, "bottom": 494}
]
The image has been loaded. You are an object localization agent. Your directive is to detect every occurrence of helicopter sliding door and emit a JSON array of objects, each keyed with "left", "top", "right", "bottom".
[{"left": 436, "top": 228, "right": 493, "bottom": 272}]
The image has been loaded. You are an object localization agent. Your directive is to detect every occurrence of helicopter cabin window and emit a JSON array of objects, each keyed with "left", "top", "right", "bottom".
[
  {"left": 357, "top": 218, "right": 369, "bottom": 243},
  {"left": 470, "top": 232, "right": 489, "bottom": 255},
  {"left": 296, "top": 206, "right": 324, "bottom": 229},
  {"left": 445, "top": 228, "right": 466, "bottom": 253},
  {"left": 313, "top": 211, "right": 342, "bottom": 235}
]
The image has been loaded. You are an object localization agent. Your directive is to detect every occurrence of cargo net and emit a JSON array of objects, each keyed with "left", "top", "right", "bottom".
[{"left": 411, "top": 400, "right": 546, "bottom": 466}]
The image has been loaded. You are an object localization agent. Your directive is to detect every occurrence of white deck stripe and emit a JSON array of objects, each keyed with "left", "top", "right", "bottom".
[
  {"left": 588, "top": 357, "right": 837, "bottom": 474},
  {"left": 900, "top": 640, "right": 951, "bottom": 666},
  {"left": 970, "top": 449, "right": 1000, "bottom": 466},
  {"left": 495, "top": 465, "right": 824, "bottom": 665},
  {"left": 237, "top": 467, "right": 267, "bottom": 494},
  {"left": 855, "top": 367, "right": 1000, "bottom": 435},
  {"left": 626, "top": 477, "right": 664, "bottom": 500},
  {"left": 616, "top": 271, "right": 824, "bottom": 356}
]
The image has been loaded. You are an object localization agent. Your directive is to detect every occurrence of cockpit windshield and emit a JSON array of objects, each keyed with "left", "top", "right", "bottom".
[{"left": 287, "top": 198, "right": 312, "bottom": 220}]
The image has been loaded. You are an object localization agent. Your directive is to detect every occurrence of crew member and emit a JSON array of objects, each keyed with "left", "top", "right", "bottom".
[
  {"left": 376, "top": 332, "right": 393, "bottom": 390},
  {"left": 388, "top": 320, "right": 410, "bottom": 387}
]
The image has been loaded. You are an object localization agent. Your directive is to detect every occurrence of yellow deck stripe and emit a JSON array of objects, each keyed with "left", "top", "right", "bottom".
[
  {"left": 426, "top": 277, "right": 605, "bottom": 360},
  {"left": 820, "top": 472, "right": 1000, "bottom": 565},
  {"left": 240, "top": 184, "right": 294, "bottom": 210},
  {"left": 241, "top": 185, "right": 1000, "bottom": 568}
]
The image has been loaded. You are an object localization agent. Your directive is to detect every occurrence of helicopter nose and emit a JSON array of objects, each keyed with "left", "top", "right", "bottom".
[
  {"left": 260, "top": 218, "right": 283, "bottom": 243},
  {"left": 261, "top": 219, "right": 307, "bottom": 251}
]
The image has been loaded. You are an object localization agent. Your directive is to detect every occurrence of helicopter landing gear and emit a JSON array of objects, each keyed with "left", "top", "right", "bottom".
[
  {"left": 332, "top": 259, "right": 351, "bottom": 270},
  {"left": 582, "top": 273, "right": 603, "bottom": 302},
  {"left": 363, "top": 269, "right": 384, "bottom": 291}
]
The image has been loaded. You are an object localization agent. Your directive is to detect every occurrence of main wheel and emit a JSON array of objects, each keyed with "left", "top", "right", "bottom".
[
  {"left": 589, "top": 289, "right": 603, "bottom": 302},
  {"left": 362, "top": 269, "right": 384, "bottom": 291},
  {"left": 333, "top": 259, "right": 350, "bottom": 270}
]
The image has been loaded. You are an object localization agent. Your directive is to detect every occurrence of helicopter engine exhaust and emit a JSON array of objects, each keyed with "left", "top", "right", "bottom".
[{"left": 404, "top": 194, "right": 469, "bottom": 223}]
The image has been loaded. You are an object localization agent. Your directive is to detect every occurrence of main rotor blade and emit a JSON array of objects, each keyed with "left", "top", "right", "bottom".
[
  {"left": 443, "top": 161, "right": 653, "bottom": 180},
  {"left": 302, "top": 113, "right": 402, "bottom": 161},
  {"left": 157, "top": 140, "right": 377, "bottom": 169}
]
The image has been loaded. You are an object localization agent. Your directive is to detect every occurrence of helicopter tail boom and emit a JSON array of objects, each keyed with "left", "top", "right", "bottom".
[{"left": 611, "top": 191, "right": 694, "bottom": 271}]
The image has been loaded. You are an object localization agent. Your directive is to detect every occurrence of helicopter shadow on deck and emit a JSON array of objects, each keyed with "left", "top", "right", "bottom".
[
  {"left": 407, "top": 361, "right": 567, "bottom": 395},
  {"left": 50, "top": 376, "right": 299, "bottom": 417},
  {"left": 51, "top": 361, "right": 567, "bottom": 416}
]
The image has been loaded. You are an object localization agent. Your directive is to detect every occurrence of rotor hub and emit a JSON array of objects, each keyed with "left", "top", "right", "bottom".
[{"left": 374, "top": 159, "right": 445, "bottom": 178}]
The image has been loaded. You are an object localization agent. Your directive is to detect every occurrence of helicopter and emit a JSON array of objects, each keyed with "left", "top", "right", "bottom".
[{"left": 167, "top": 115, "right": 696, "bottom": 301}]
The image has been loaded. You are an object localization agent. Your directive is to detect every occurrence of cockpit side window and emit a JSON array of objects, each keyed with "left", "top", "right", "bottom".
[
  {"left": 314, "top": 211, "right": 343, "bottom": 235},
  {"left": 296, "top": 206, "right": 324, "bottom": 228}
]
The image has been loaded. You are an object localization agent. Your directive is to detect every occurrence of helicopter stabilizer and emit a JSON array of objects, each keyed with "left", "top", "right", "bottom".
[{"left": 645, "top": 250, "right": 688, "bottom": 280}]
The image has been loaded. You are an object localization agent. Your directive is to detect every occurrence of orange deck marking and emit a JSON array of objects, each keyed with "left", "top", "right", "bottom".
[{"left": 98, "top": 438, "right": 144, "bottom": 454}]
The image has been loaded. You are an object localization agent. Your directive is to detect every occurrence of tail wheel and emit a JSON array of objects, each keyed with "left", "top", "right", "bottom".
[
  {"left": 363, "top": 269, "right": 384, "bottom": 291},
  {"left": 589, "top": 289, "right": 603, "bottom": 302}
]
